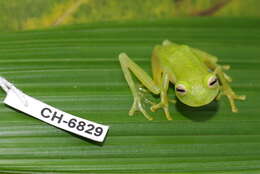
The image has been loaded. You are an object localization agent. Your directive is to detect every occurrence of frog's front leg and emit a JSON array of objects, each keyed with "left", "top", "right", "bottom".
[
  {"left": 119, "top": 53, "right": 161, "bottom": 120},
  {"left": 150, "top": 72, "right": 173, "bottom": 120},
  {"left": 213, "top": 66, "right": 246, "bottom": 112},
  {"left": 192, "top": 48, "right": 246, "bottom": 112}
]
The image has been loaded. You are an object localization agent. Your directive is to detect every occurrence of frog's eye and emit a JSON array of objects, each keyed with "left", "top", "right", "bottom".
[
  {"left": 175, "top": 84, "right": 187, "bottom": 95},
  {"left": 208, "top": 76, "right": 218, "bottom": 88}
]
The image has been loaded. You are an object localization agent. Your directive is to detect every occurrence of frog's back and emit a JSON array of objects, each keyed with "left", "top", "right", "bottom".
[{"left": 154, "top": 44, "right": 209, "bottom": 82}]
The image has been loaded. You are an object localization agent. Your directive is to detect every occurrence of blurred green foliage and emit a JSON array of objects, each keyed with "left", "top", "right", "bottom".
[
  {"left": 0, "top": 0, "right": 63, "bottom": 31},
  {"left": 0, "top": 0, "right": 259, "bottom": 31}
]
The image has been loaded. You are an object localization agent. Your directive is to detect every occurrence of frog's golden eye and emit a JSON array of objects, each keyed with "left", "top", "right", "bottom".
[
  {"left": 208, "top": 76, "right": 218, "bottom": 88},
  {"left": 176, "top": 84, "right": 187, "bottom": 95}
]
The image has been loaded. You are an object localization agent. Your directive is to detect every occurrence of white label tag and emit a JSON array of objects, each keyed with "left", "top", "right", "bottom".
[{"left": 0, "top": 78, "right": 109, "bottom": 142}]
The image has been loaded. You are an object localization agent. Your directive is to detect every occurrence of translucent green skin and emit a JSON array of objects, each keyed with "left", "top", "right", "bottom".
[
  {"left": 119, "top": 40, "right": 245, "bottom": 120},
  {"left": 154, "top": 44, "right": 219, "bottom": 107}
]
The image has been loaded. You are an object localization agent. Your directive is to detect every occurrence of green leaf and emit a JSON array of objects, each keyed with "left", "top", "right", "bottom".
[{"left": 0, "top": 18, "right": 259, "bottom": 173}]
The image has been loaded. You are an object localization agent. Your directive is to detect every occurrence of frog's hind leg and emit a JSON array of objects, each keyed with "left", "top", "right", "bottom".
[
  {"left": 192, "top": 48, "right": 246, "bottom": 112},
  {"left": 119, "top": 53, "right": 161, "bottom": 120}
]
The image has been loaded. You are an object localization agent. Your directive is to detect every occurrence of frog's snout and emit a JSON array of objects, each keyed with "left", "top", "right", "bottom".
[{"left": 177, "top": 89, "right": 218, "bottom": 107}]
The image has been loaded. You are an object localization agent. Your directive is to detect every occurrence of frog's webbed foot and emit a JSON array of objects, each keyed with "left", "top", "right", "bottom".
[
  {"left": 129, "top": 96, "right": 153, "bottom": 120},
  {"left": 219, "top": 88, "right": 246, "bottom": 112},
  {"left": 134, "top": 84, "right": 176, "bottom": 120},
  {"left": 150, "top": 101, "right": 173, "bottom": 120},
  {"left": 127, "top": 84, "right": 154, "bottom": 120},
  {"left": 215, "top": 66, "right": 246, "bottom": 112}
]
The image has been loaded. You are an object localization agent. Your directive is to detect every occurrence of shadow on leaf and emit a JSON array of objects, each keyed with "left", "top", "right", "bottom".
[{"left": 175, "top": 99, "right": 219, "bottom": 122}]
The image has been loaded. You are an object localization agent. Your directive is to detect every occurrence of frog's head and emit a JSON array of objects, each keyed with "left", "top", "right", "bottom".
[{"left": 175, "top": 73, "right": 219, "bottom": 107}]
